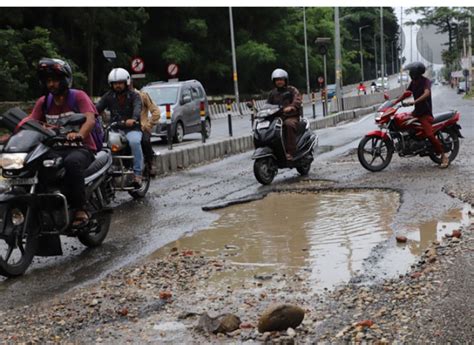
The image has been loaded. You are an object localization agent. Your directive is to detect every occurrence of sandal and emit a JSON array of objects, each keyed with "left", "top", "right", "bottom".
[{"left": 72, "top": 210, "right": 90, "bottom": 229}]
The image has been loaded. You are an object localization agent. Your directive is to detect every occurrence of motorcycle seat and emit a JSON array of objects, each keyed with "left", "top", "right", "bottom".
[
  {"left": 85, "top": 151, "right": 109, "bottom": 177},
  {"left": 433, "top": 111, "right": 456, "bottom": 124}
]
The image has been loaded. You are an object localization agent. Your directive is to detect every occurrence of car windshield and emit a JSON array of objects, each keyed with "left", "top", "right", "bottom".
[{"left": 143, "top": 86, "right": 179, "bottom": 105}]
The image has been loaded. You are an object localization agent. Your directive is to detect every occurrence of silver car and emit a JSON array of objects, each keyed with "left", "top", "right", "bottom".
[{"left": 141, "top": 80, "right": 211, "bottom": 143}]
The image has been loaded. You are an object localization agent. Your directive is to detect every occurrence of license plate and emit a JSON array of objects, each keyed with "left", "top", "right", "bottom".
[
  {"left": 257, "top": 121, "right": 270, "bottom": 130},
  {"left": 6, "top": 177, "right": 38, "bottom": 186}
]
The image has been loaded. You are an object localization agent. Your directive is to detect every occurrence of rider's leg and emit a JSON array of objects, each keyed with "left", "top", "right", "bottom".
[
  {"left": 126, "top": 130, "right": 144, "bottom": 178},
  {"left": 141, "top": 131, "right": 157, "bottom": 176},
  {"left": 283, "top": 116, "right": 299, "bottom": 160},
  {"left": 418, "top": 115, "right": 448, "bottom": 167},
  {"left": 59, "top": 148, "right": 94, "bottom": 226}
]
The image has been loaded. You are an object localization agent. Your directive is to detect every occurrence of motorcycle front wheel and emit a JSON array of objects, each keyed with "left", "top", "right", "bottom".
[
  {"left": 358, "top": 135, "right": 394, "bottom": 172},
  {"left": 0, "top": 206, "right": 39, "bottom": 277},
  {"left": 254, "top": 157, "right": 277, "bottom": 185},
  {"left": 129, "top": 166, "right": 151, "bottom": 199}
]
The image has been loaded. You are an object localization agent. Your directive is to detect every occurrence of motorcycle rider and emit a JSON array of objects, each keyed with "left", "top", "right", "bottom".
[
  {"left": 395, "top": 62, "right": 449, "bottom": 168},
  {"left": 267, "top": 69, "right": 302, "bottom": 161},
  {"left": 30, "top": 58, "right": 97, "bottom": 228},
  {"left": 96, "top": 68, "right": 144, "bottom": 185}
]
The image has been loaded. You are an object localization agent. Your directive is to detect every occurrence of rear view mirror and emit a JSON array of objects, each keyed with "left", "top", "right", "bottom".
[{"left": 403, "top": 90, "right": 412, "bottom": 98}]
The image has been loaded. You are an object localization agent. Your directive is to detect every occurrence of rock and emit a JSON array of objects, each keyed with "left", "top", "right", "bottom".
[
  {"left": 159, "top": 291, "right": 172, "bottom": 300},
  {"left": 117, "top": 308, "right": 128, "bottom": 316},
  {"left": 451, "top": 237, "right": 461, "bottom": 243},
  {"left": 425, "top": 248, "right": 436, "bottom": 258},
  {"left": 239, "top": 322, "right": 254, "bottom": 329},
  {"left": 89, "top": 299, "right": 99, "bottom": 307},
  {"left": 452, "top": 230, "right": 462, "bottom": 238},
  {"left": 355, "top": 332, "right": 364, "bottom": 341},
  {"left": 197, "top": 312, "right": 241, "bottom": 334},
  {"left": 410, "top": 272, "right": 422, "bottom": 279},
  {"left": 356, "top": 320, "right": 374, "bottom": 328},
  {"left": 396, "top": 236, "right": 408, "bottom": 243},
  {"left": 254, "top": 274, "right": 273, "bottom": 281},
  {"left": 287, "top": 327, "right": 296, "bottom": 338},
  {"left": 257, "top": 304, "right": 305, "bottom": 333}
]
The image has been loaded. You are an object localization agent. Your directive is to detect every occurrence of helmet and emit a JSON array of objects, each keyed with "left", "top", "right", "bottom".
[
  {"left": 38, "top": 58, "right": 73, "bottom": 94},
  {"left": 271, "top": 68, "right": 289, "bottom": 85},
  {"left": 108, "top": 68, "right": 131, "bottom": 87},
  {"left": 404, "top": 62, "right": 426, "bottom": 79}
]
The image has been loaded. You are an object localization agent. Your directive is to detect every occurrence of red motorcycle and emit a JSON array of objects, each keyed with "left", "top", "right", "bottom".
[
  {"left": 358, "top": 91, "right": 463, "bottom": 172},
  {"left": 357, "top": 83, "right": 367, "bottom": 95}
]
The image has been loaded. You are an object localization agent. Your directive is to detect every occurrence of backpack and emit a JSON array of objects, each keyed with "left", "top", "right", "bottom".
[{"left": 44, "top": 89, "right": 104, "bottom": 152}]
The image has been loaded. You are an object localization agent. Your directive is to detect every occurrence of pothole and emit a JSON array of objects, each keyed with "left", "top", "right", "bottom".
[{"left": 151, "top": 189, "right": 471, "bottom": 293}]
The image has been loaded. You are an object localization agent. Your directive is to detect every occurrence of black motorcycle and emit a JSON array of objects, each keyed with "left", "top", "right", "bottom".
[
  {"left": 104, "top": 121, "right": 151, "bottom": 199},
  {"left": 251, "top": 104, "right": 318, "bottom": 185},
  {"left": 0, "top": 108, "right": 114, "bottom": 277}
]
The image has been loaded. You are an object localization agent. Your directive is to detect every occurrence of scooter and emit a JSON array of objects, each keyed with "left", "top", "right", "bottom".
[{"left": 251, "top": 104, "right": 318, "bottom": 185}]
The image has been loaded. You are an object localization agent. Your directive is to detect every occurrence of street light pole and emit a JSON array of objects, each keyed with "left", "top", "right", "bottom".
[
  {"left": 228, "top": 7, "right": 240, "bottom": 111},
  {"left": 391, "top": 40, "right": 395, "bottom": 75},
  {"left": 303, "top": 7, "right": 312, "bottom": 117},
  {"left": 380, "top": 7, "right": 385, "bottom": 91},
  {"left": 334, "top": 7, "right": 343, "bottom": 111},
  {"left": 359, "top": 25, "right": 370, "bottom": 81},
  {"left": 400, "top": 7, "right": 403, "bottom": 86},
  {"left": 374, "top": 34, "right": 378, "bottom": 79}
]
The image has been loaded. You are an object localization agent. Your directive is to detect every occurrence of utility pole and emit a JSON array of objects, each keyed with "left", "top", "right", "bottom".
[
  {"left": 400, "top": 7, "right": 403, "bottom": 86},
  {"left": 380, "top": 7, "right": 385, "bottom": 90},
  {"left": 374, "top": 34, "right": 378, "bottom": 79},
  {"left": 334, "top": 7, "right": 343, "bottom": 111},
  {"left": 228, "top": 7, "right": 240, "bottom": 111},
  {"left": 303, "top": 7, "right": 312, "bottom": 117},
  {"left": 391, "top": 40, "right": 395, "bottom": 75},
  {"left": 468, "top": 8, "right": 472, "bottom": 91},
  {"left": 359, "top": 25, "right": 370, "bottom": 81}
]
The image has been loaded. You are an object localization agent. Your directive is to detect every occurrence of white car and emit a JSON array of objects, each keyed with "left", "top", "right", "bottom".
[{"left": 376, "top": 77, "right": 389, "bottom": 89}]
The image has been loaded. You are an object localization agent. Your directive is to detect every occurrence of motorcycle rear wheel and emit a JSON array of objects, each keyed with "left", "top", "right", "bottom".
[
  {"left": 358, "top": 135, "right": 394, "bottom": 172},
  {"left": 428, "top": 129, "right": 459, "bottom": 164},
  {"left": 77, "top": 211, "right": 112, "bottom": 248},
  {"left": 0, "top": 208, "right": 38, "bottom": 277},
  {"left": 129, "top": 166, "right": 151, "bottom": 199},
  {"left": 254, "top": 157, "right": 277, "bottom": 185}
]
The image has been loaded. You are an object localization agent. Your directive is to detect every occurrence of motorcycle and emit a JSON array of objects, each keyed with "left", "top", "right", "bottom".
[
  {"left": 105, "top": 121, "right": 151, "bottom": 199},
  {"left": 357, "top": 84, "right": 367, "bottom": 95},
  {"left": 357, "top": 91, "right": 463, "bottom": 172},
  {"left": 251, "top": 104, "right": 318, "bottom": 185},
  {"left": 0, "top": 108, "right": 114, "bottom": 277}
]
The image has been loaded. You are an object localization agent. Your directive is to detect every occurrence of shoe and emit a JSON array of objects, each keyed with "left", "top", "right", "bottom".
[
  {"left": 440, "top": 154, "right": 449, "bottom": 169},
  {"left": 132, "top": 175, "right": 143, "bottom": 188},
  {"left": 72, "top": 210, "right": 90, "bottom": 229}
]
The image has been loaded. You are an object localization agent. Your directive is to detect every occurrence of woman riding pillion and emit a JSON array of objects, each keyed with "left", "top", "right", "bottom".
[{"left": 29, "top": 58, "right": 98, "bottom": 227}]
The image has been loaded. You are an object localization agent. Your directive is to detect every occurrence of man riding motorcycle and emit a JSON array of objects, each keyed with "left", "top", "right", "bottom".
[
  {"left": 267, "top": 68, "right": 302, "bottom": 161},
  {"left": 96, "top": 68, "right": 144, "bottom": 185},
  {"left": 29, "top": 58, "right": 98, "bottom": 227},
  {"left": 395, "top": 62, "right": 449, "bottom": 168}
]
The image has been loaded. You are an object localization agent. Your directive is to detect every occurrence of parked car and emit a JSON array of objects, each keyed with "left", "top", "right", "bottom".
[
  {"left": 326, "top": 84, "right": 336, "bottom": 99},
  {"left": 141, "top": 80, "right": 211, "bottom": 143},
  {"left": 376, "top": 77, "right": 389, "bottom": 90},
  {"left": 398, "top": 73, "right": 409, "bottom": 83}
]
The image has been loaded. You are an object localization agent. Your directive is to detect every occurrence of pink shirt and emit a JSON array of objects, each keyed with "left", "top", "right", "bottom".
[{"left": 31, "top": 90, "right": 98, "bottom": 151}]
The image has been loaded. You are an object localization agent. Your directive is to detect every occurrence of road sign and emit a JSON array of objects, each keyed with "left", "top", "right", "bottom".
[
  {"left": 131, "top": 57, "right": 145, "bottom": 73},
  {"left": 167, "top": 64, "right": 179, "bottom": 77},
  {"left": 318, "top": 76, "right": 324, "bottom": 84}
]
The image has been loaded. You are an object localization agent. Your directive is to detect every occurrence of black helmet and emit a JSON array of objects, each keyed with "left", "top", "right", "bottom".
[
  {"left": 404, "top": 62, "right": 426, "bottom": 79},
  {"left": 38, "top": 58, "right": 73, "bottom": 94}
]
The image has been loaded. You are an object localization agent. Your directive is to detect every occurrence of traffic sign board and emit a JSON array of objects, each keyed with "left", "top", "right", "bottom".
[
  {"left": 131, "top": 57, "right": 145, "bottom": 73},
  {"left": 168, "top": 64, "right": 179, "bottom": 77},
  {"left": 318, "top": 76, "right": 324, "bottom": 84}
]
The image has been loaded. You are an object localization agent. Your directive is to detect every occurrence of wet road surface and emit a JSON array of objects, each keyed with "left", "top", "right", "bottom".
[{"left": 0, "top": 84, "right": 472, "bottom": 311}]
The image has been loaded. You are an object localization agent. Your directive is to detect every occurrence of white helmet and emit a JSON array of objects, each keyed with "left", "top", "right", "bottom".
[
  {"left": 271, "top": 68, "right": 289, "bottom": 83},
  {"left": 108, "top": 68, "right": 131, "bottom": 86}
]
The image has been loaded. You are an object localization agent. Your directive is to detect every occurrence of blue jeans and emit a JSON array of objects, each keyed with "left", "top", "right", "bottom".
[{"left": 126, "top": 130, "right": 143, "bottom": 176}]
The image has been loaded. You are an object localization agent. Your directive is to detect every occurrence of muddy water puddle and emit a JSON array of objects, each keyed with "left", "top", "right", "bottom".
[{"left": 151, "top": 190, "right": 471, "bottom": 292}]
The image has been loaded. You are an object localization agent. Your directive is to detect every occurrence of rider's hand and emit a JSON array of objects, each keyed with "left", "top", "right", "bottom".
[
  {"left": 283, "top": 106, "right": 294, "bottom": 114},
  {"left": 67, "top": 132, "right": 83, "bottom": 141},
  {"left": 403, "top": 101, "right": 414, "bottom": 106},
  {"left": 125, "top": 119, "right": 137, "bottom": 127}
]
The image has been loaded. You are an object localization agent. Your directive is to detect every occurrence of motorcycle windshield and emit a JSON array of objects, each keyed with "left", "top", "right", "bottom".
[
  {"left": 3, "top": 130, "right": 47, "bottom": 153},
  {"left": 377, "top": 100, "right": 394, "bottom": 112}
]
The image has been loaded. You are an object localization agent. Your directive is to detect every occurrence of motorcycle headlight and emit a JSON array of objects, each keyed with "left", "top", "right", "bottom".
[{"left": 0, "top": 153, "right": 28, "bottom": 170}]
